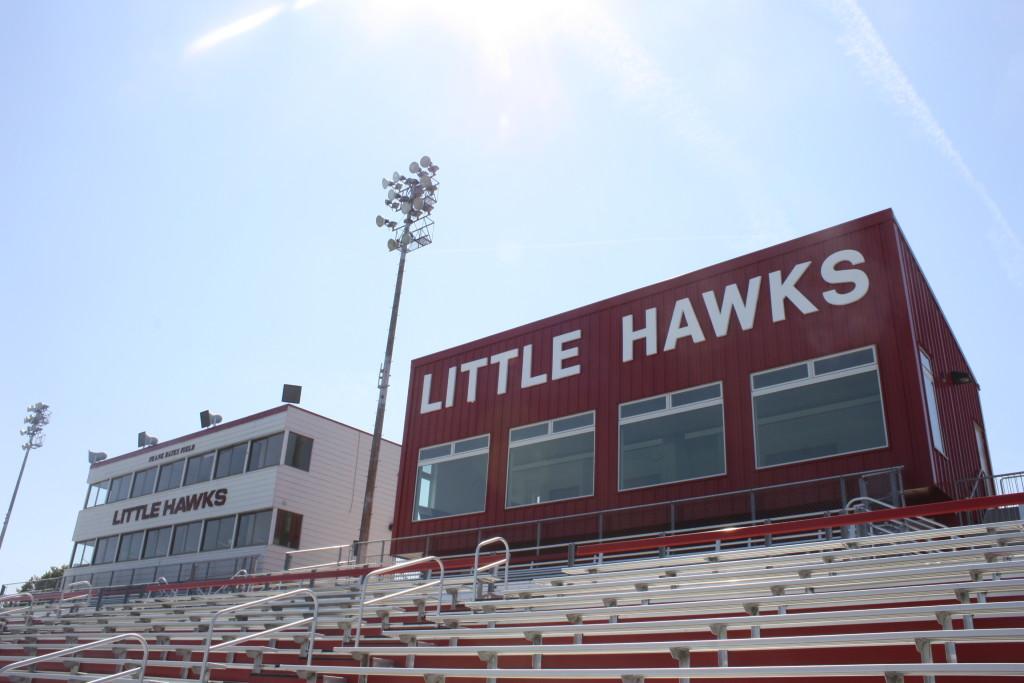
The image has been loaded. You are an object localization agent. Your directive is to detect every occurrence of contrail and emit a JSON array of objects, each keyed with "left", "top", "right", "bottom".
[
  {"left": 832, "top": 0, "right": 1023, "bottom": 287},
  {"left": 186, "top": 5, "right": 285, "bottom": 56}
]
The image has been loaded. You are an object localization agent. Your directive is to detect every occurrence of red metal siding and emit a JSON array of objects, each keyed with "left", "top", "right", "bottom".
[
  {"left": 392, "top": 209, "right": 977, "bottom": 547},
  {"left": 894, "top": 224, "right": 989, "bottom": 497}
]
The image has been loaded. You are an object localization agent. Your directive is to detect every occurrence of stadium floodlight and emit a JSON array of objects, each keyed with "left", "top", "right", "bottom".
[
  {"left": 357, "top": 155, "right": 440, "bottom": 561},
  {"left": 0, "top": 402, "right": 51, "bottom": 552}
]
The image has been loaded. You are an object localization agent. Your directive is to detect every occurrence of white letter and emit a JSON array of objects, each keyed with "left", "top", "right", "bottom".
[
  {"left": 489, "top": 349, "right": 519, "bottom": 395},
  {"left": 520, "top": 344, "right": 548, "bottom": 388},
  {"left": 622, "top": 307, "right": 658, "bottom": 362},
  {"left": 821, "top": 249, "right": 869, "bottom": 305},
  {"left": 419, "top": 373, "right": 442, "bottom": 414},
  {"left": 551, "top": 330, "right": 582, "bottom": 380},
  {"left": 460, "top": 357, "right": 489, "bottom": 403},
  {"left": 769, "top": 261, "right": 819, "bottom": 322},
  {"left": 663, "top": 298, "right": 706, "bottom": 351},
  {"left": 702, "top": 276, "right": 762, "bottom": 338},
  {"left": 444, "top": 366, "right": 457, "bottom": 408}
]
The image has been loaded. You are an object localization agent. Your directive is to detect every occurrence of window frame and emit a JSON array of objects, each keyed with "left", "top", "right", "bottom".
[
  {"left": 235, "top": 509, "right": 273, "bottom": 548},
  {"left": 85, "top": 480, "right": 110, "bottom": 508},
  {"left": 750, "top": 345, "right": 889, "bottom": 470},
  {"left": 156, "top": 459, "right": 185, "bottom": 493},
  {"left": 247, "top": 433, "right": 284, "bottom": 472},
  {"left": 93, "top": 535, "right": 119, "bottom": 565},
  {"left": 273, "top": 509, "right": 303, "bottom": 549},
  {"left": 142, "top": 526, "right": 173, "bottom": 560},
  {"left": 201, "top": 514, "right": 237, "bottom": 552},
  {"left": 284, "top": 432, "right": 314, "bottom": 471},
  {"left": 106, "top": 474, "right": 133, "bottom": 504},
  {"left": 505, "top": 410, "right": 596, "bottom": 510},
  {"left": 412, "top": 435, "right": 491, "bottom": 522},
  {"left": 183, "top": 452, "right": 215, "bottom": 487},
  {"left": 617, "top": 381, "right": 727, "bottom": 492},
  {"left": 170, "top": 521, "right": 203, "bottom": 556},
  {"left": 919, "top": 349, "right": 946, "bottom": 457},
  {"left": 214, "top": 443, "right": 249, "bottom": 480},
  {"left": 130, "top": 466, "right": 158, "bottom": 499},
  {"left": 116, "top": 530, "right": 145, "bottom": 563}
]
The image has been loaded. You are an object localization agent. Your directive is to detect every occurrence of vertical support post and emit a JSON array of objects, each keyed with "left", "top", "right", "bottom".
[
  {"left": 710, "top": 623, "right": 728, "bottom": 667},
  {"left": 915, "top": 638, "right": 935, "bottom": 683},
  {"left": 936, "top": 611, "right": 957, "bottom": 663},
  {"left": 670, "top": 646, "right": 691, "bottom": 683}
]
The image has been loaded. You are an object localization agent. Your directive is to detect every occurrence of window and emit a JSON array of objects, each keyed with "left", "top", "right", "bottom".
[
  {"left": 142, "top": 526, "right": 172, "bottom": 559},
  {"left": 273, "top": 510, "right": 303, "bottom": 549},
  {"left": 752, "top": 347, "right": 887, "bottom": 468},
  {"left": 107, "top": 474, "right": 133, "bottom": 503},
  {"left": 920, "top": 350, "right": 945, "bottom": 455},
  {"left": 183, "top": 452, "right": 215, "bottom": 486},
  {"left": 248, "top": 433, "right": 284, "bottom": 472},
  {"left": 414, "top": 436, "right": 489, "bottom": 520},
  {"left": 202, "top": 515, "right": 235, "bottom": 552},
  {"left": 235, "top": 510, "right": 272, "bottom": 547},
  {"left": 619, "top": 383, "right": 726, "bottom": 490},
  {"left": 85, "top": 480, "right": 110, "bottom": 508},
  {"left": 72, "top": 540, "right": 96, "bottom": 567},
  {"left": 215, "top": 444, "right": 247, "bottom": 479},
  {"left": 156, "top": 460, "right": 185, "bottom": 493},
  {"left": 506, "top": 412, "right": 595, "bottom": 508},
  {"left": 117, "top": 531, "right": 144, "bottom": 562},
  {"left": 94, "top": 535, "right": 119, "bottom": 565},
  {"left": 131, "top": 467, "right": 158, "bottom": 498},
  {"left": 284, "top": 433, "right": 313, "bottom": 471},
  {"left": 170, "top": 521, "right": 202, "bottom": 555}
]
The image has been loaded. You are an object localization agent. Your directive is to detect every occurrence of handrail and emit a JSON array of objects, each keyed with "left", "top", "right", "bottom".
[
  {"left": 0, "top": 591, "right": 34, "bottom": 617},
  {"left": 0, "top": 633, "right": 149, "bottom": 683},
  {"left": 57, "top": 579, "right": 93, "bottom": 617},
  {"left": 577, "top": 492, "right": 1024, "bottom": 558},
  {"left": 284, "top": 543, "right": 351, "bottom": 570},
  {"left": 198, "top": 587, "right": 318, "bottom": 683},
  {"left": 355, "top": 556, "right": 445, "bottom": 647},
  {"left": 844, "top": 496, "right": 946, "bottom": 531},
  {"left": 472, "top": 536, "right": 510, "bottom": 600}
]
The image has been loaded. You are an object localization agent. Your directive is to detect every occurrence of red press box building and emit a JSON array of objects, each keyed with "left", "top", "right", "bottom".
[{"left": 391, "top": 209, "right": 994, "bottom": 555}]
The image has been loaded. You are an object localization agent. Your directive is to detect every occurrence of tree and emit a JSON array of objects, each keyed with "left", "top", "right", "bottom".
[{"left": 19, "top": 564, "right": 66, "bottom": 593}]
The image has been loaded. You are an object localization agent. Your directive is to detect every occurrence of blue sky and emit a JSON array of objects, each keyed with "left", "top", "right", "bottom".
[{"left": 1, "top": 0, "right": 1021, "bottom": 586}]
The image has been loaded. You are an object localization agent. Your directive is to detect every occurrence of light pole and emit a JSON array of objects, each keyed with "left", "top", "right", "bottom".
[
  {"left": 0, "top": 402, "right": 51, "bottom": 553},
  {"left": 357, "top": 156, "right": 439, "bottom": 562}
]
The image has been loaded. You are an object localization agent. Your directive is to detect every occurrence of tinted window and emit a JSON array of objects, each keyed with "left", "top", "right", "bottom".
[
  {"left": 284, "top": 433, "right": 313, "bottom": 471},
  {"left": 86, "top": 480, "right": 110, "bottom": 508},
  {"left": 273, "top": 510, "right": 303, "bottom": 549},
  {"left": 107, "top": 475, "right": 133, "bottom": 503},
  {"left": 131, "top": 467, "right": 158, "bottom": 498},
  {"left": 156, "top": 460, "right": 185, "bottom": 492},
  {"left": 248, "top": 433, "right": 283, "bottom": 472},
  {"left": 94, "top": 536, "right": 119, "bottom": 564},
  {"left": 202, "top": 515, "right": 235, "bottom": 552},
  {"left": 235, "top": 510, "right": 272, "bottom": 547},
  {"left": 183, "top": 452, "right": 214, "bottom": 486},
  {"left": 215, "top": 444, "right": 247, "bottom": 479},
  {"left": 143, "top": 526, "right": 172, "bottom": 559},
  {"left": 117, "top": 531, "right": 144, "bottom": 562},
  {"left": 170, "top": 521, "right": 202, "bottom": 555}
]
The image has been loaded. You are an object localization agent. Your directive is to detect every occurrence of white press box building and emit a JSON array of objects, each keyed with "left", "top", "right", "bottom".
[{"left": 65, "top": 405, "right": 400, "bottom": 587}]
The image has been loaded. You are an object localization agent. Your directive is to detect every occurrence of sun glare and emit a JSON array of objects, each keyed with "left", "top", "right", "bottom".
[{"left": 187, "top": 5, "right": 285, "bottom": 56}]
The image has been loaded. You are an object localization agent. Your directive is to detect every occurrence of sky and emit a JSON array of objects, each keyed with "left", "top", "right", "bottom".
[{"left": 1, "top": 0, "right": 1022, "bottom": 587}]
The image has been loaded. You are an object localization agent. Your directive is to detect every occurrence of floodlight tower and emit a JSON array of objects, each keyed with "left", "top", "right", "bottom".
[
  {"left": 357, "top": 156, "right": 439, "bottom": 561},
  {"left": 0, "top": 402, "right": 51, "bottom": 553}
]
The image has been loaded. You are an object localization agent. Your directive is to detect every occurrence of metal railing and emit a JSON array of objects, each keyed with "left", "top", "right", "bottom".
[
  {"left": 198, "top": 587, "right": 319, "bottom": 683},
  {"left": 57, "top": 579, "right": 93, "bottom": 617},
  {"left": 355, "top": 556, "right": 445, "bottom": 647},
  {"left": 0, "top": 591, "right": 33, "bottom": 617},
  {"left": 365, "top": 466, "right": 905, "bottom": 560},
  {"left": 0, "top": 633, "right": 149, "bottom": 683},
  {"left": 472, "top": 536, "right": 509, "bottom": 600},
  {"left": 844, "top": 496, "right": 946, "bottom": 534},
  {"left": 284, "top": 543, "right": 354, "bottom": 571}
]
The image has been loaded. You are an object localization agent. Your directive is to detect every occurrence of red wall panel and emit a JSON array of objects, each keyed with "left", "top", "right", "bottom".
[{"left": 392, "top": 209, "right": 981, "bottom": 548}]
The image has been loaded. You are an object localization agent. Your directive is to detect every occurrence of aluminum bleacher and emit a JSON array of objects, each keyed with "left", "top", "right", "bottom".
[{"left": 2, "top": 493, "right": 1024, "bottom": 682}]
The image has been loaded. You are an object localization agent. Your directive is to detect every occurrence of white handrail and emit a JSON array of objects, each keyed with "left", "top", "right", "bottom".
[
  {"left": 198, "top": 587, "right": 318, "bottom": 683},
  {"left": 0, "top": 633, "right": 149, "bottom": 683},
  {"left": 57, "top": 579, "right": 93, "bottom": 617},
  {"left": 472, "top": 536, "right": 510, "bottom": 600},
  {"left": 355, "top": 556, "right": 445, "bottom": 647}
]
